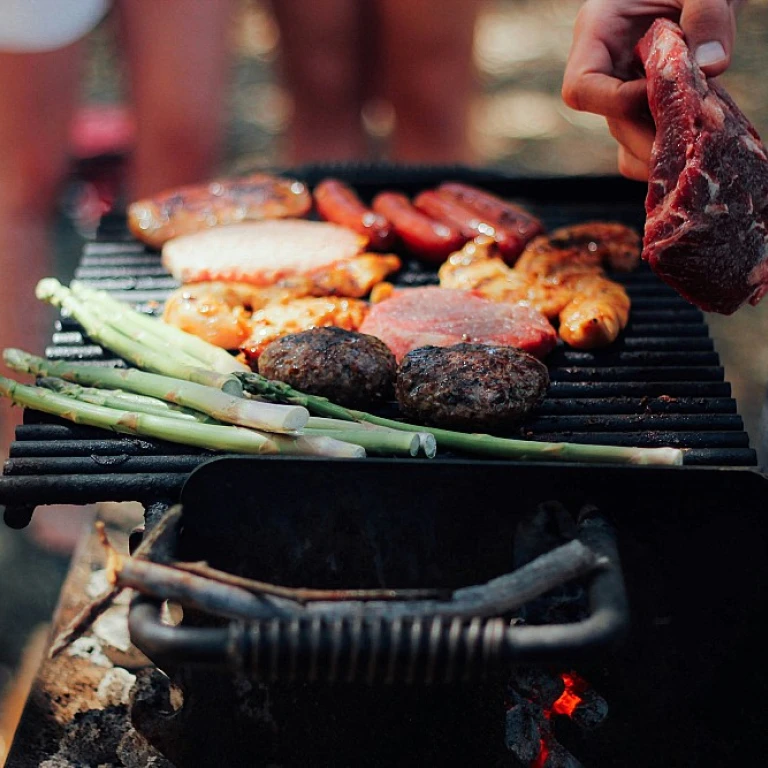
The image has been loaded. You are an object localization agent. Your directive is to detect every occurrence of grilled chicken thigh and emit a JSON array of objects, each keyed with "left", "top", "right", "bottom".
[{"left": 439, "top": 224, "right": 638, "bottom": 349}]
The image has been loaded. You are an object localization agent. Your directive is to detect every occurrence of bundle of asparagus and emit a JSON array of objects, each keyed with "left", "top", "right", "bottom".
[{"left": 0, "top": 278, "right": 685, "bottom": 465}]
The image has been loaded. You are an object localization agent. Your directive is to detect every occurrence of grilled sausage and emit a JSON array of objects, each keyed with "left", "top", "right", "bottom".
[
  {"left": 258, "top": 326, "right": 396, "bottom": 409},
  {"left": 396, "top": 343, "right": 549, "bottom": 432},
  {"left": 437, "top": 182, "right": 544, "bottom": 264},
  {"left": 314, "top": 179, "right": 396, "bottom": 251},
  {"left": 128, "top": 173, "right": 312, "bottom": 249},
  {"left": 372, "top": 191, "right": 467, "bottom": 264},
  {"left": 413, "top": 190, "right": 484, "bottom": 238},
  {"left": 415, "top": 189, "right": 527, "bottom": 260}
]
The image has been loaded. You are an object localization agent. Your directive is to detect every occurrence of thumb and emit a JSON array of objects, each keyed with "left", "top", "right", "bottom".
[{"left": 680, "top": 0, "right": 738, "bottom": 77}]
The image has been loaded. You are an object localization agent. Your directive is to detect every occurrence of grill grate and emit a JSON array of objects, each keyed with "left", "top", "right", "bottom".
[{"left": 0, "top": 172, "right": 757, "bottom": 524}]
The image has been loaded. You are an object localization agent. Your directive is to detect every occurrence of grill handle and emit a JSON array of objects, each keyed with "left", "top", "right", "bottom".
[{"left": 128, "top": 513, "right": 629, "bottom": 683}]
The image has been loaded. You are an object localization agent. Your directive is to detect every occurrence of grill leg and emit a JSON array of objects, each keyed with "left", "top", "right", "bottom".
[{"left": 3, "top": 503, "right": 34, "bottom": 529}]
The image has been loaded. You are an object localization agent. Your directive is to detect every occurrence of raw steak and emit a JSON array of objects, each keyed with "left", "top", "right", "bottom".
[
  {"left": 638, "top": 19, "right": 768, "bottom": 314},
  {"left": 358, "top": 286, "right": 557, "bottom": 361}
]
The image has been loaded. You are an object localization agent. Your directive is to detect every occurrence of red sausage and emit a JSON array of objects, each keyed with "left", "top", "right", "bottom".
[
  {"left": 414, "top": 189, "right": 525, "bottom": 260},
  {"left": 413, "top": 189, "right": 487, "bottom": 239},
  {"left": 314, "top": 178, "right": 396, "bottom": 250},
  {"left": 438, "top": 182, "right": 545, "bottom": 264},
  {"left": 372, "top": 191, "right": 467, "bottom": 264}
]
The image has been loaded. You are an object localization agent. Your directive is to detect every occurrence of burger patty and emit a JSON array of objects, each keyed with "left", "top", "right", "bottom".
[
  {"left": 396, "top": 343, "right": 549, "bottom": 432},
  {"left": 258, "top": 326, "right": 397, "bottom": 410}
]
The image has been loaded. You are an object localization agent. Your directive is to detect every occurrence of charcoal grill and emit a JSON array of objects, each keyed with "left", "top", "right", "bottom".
[
  {"left": 131, "top": 458, "right": 768, "bottom": 767},
  {"left": 0, "top": 167, "right": 758, "bottom": 528},
  {"left": 3, "top": 166, "right": 768, "bottom": 766}
]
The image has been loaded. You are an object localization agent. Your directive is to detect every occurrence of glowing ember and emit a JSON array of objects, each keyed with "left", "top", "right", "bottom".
[
  {"left": 551, "top": 672, "right": 586, "bottom": 717},
  {"left": 530, "top": 672, "right": 587, "bottom": 767},
  {"left": 531, "top": 738, "right": 549, "bottom": 768}
]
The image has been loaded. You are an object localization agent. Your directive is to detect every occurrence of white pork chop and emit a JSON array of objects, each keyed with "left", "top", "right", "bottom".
[{"left": 162, "top": 220, "right": 368, "bottom": 286}]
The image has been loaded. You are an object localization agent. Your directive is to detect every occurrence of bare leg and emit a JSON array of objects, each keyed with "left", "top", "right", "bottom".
[
  {"left": 269, "top": 0, "right": 368, "bottom": 164},
  {"left": 376, "top": 0, "right": 482, "bottom": 164},
  {"left": 115, "top": 0, "right": 233, "bottom": 199},
  {"left": 0, "top": 45, "right": 83, "bottom": 459}
]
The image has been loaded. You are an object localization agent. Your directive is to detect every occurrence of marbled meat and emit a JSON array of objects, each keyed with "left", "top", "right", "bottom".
[{"left": 638, "top": 19, "right": 768, "bottom": 313}]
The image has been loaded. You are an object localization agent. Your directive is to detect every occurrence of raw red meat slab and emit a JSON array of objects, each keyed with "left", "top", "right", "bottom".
[
  {"left": 638, "top": 18, "right": 768, "bottom": 314},
  {"left": 358, "top": 287, "right": 557, "bottom": 361}
]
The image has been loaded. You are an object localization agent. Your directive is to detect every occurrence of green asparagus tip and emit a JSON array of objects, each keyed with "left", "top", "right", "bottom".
[
  {"left": 35, "top": 278, "right": 62, "bottom": 301},
  {"left": 3, "top": 348, "right": 24, "bottom": 367}
]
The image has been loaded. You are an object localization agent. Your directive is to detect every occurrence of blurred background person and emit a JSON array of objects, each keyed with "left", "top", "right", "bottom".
[
  {"left": 268, "top": 0, "right": 484, "bottom": 164},
  {"left": 0, "top": 0, "right": 234, "bottom": 461}
]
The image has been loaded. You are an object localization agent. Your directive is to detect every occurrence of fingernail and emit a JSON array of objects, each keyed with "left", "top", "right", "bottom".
[{"left": 695, "top": 41, "right": 726, "bottom": 67}]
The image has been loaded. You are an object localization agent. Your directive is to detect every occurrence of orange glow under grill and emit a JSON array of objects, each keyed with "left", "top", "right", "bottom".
[
  {"left": 531, "top": 672, "right": 587, "bottom": 766},
  {"left": 551, "top": 672, "right": 585, "bottom": 717}
]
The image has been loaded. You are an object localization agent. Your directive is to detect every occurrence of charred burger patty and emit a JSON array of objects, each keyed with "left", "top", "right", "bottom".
[
  {"left": 395, "top": 343, "right": 549, "bottom": 432},
  {"left": 258, "top": 326, "right": 397, "bottom": 409}
]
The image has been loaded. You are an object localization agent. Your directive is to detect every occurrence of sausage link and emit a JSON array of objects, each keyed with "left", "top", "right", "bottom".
[
  {"left": 416, "top": 189, "right": 530, "bottom": 260},
  {"left": 314, "top": 179, "right": 396, "bottom": 251},
  {"left": 438, "top": 182, "right": 544, "bottom": 264},
  {"left": 372, "top": 191, "right": 467, "bottom": 264},
  {"left": 413, "top": 190, "right": 488, "bottom": 238}
]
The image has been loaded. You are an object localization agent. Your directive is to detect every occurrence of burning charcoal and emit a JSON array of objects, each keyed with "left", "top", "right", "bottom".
[
  {"left": 508, "top": 666, "right": 565, "bottom": 710},
  {"left": 504, "top": 698, "right": 543, "bottom": 764},
  {"left": 540, "top": 737, "right": 585, "bottom": 768},
  {"left": 568, "top": 688, "right": 609, "bottom": 731}
]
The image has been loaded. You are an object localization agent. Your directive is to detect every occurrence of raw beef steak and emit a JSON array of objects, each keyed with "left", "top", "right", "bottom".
[
  {"left": 358, "top": 286, "right": 557, "bottom": 361},
  {"left": 638, "top": 18, "right": 768, "bottom": 314}
]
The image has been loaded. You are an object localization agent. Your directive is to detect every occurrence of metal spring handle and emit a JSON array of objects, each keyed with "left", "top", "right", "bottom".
[{"left": 130, "top": 516, "right": 628, "bottom": 684}]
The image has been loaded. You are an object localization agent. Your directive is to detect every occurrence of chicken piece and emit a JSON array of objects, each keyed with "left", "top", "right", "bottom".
[
  {"left": 162, "top": 249, "right": 400, "bottom": 350},
  {"left": 540, "top": 222, "right": 641, "bottom": 271},
  {"left": 305, "top": 253, "right": 402, "bottom": 297},
  {"left": 162, "top": 281, "right": 310, "bottom": 349},
  {"left": 240, "top": 297, "right": 369, "bottom": 364},
  {"left": 439, "top": 238, "right": 571, "bottom": 318},
  {"left": 439, "top": 235, "right": 632, "bottom": 349},
  {"left": 557, "top": 274, "right": 631, "bottom": 348},
  {"left": 128, "top": 173, "right": 313, "bottom": 249}
]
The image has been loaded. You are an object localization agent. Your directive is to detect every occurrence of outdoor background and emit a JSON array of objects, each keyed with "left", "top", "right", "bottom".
[{"left": 3, "top": 0, "right": 768, "bottom": 761}]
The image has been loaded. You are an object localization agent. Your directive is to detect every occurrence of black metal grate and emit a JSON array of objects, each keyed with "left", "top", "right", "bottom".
[{"left": 0, "top": 172, "right": 757, "bottom": 523}]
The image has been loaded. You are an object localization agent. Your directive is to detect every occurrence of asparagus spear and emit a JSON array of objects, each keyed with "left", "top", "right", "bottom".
[
  {"left": 0, "top": 375, "right": 365, "bottom": 458},
  {"left": 70, "top": 281, "right": 248, "bottom": 374},
  {"left": 306, "top": 416, "right": 436, "bottom": 457},
  {"left": 239, "top": 372, "right": 684, "bottom": 466},
  {"left": 304, "top": 426, "right": 420, "bottom": 456},
  {"left": 36, "top": 278, "right": 241, "bottom": 393},
  {"left": 5, "top": 349, "right": 307, "bottom": 434},
  {"left": 37, "top": 377, "right": 218, "bottom": 424},
  {"left": 37, "top": 377, "right": 428, "bottom": 457}
]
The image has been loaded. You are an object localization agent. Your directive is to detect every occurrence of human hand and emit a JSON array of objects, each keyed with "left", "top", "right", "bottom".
[{"left": 562, "top": 0, "right": 744, "bottom": 180}]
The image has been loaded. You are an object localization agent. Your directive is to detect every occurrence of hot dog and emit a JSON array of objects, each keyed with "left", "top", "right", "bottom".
[
  {"left": 372, "top": 191, "right": 467, "bottom": 264},
  {"left": 414, "top": 189, "right": 527, "bottom": 261},
  {"left": 413, "top": 190, "right": 487, "bottom": 239},
  {"left": 314, "top": 179, "right": 396, "bottom": 251},
  {"left": 437, "top": 182, "right": 544, "bottom": 264}
]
